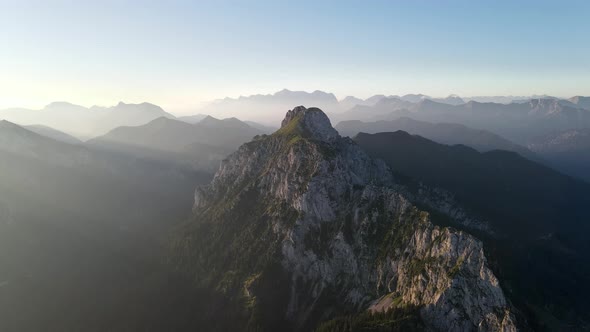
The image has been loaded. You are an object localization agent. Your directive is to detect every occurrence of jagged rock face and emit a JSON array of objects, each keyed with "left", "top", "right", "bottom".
[
  {"left": 176, "top": 106, "right": 516, "bottom": 331},
  {"left": 372, "top": 223, "right": 514, "bottom": 331},
  {"left": 280, "top": 106, "right": 340, "bottom": 142}
]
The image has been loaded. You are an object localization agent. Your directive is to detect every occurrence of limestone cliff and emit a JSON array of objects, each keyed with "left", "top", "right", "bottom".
[{"left": 173, "top": 106, "right": 516, "bottom": 331}]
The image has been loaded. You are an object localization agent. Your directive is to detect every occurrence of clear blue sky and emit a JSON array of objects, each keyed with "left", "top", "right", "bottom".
[{"left": 1, "top": 0, "right": 589, "bottom": 114}]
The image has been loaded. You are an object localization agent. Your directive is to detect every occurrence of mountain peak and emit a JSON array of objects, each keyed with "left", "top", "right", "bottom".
[
  {"left": 275, "top": 88, "right": 292, "bottom": 95},
  {"left": 278, "top": 106, "right": 339, "bottom": 142},
  {"left": 177, "top": 108, "right": 516, "bottom": 331},
  {"left": 148, "top": 116, "right": 177, "bottom": 124},
  {"left": 199, "top": 115, "right": 220, "bottom": 123}
]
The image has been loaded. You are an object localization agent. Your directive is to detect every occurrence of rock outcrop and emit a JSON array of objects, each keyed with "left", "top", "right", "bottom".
[{"left": 174, "top": 106, "right": 516, "bottom": 331}]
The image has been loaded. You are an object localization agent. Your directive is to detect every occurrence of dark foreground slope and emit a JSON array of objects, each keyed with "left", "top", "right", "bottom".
[
  {"left": 0, "top": 121, "right": 215, "bottom": 331},
  {"left": 354, "top": 131, "right": 590, "bottom": 330},
  {"left": 170, "top": 107, "right": 516, "bottom": 331}
]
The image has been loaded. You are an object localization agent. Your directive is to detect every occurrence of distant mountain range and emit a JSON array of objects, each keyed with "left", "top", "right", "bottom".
[
  {"left": 462, "top": 94, "right": 558, "bottom": 104},
  {"left": 334, "top": 107, "right": 590, "bottom": 180},
  {"left": 3, "top": 91, "right": 587, "bottom": 140},
  {"left": 193, "top": 89, "right": 340, "bottom": 124},
  {"left": 90, "top": 115, "right": 261, "bottom": 151},
  {"left": 195, "top": 90, "right": 472, "bottom": 124},
  {"left": 338, "top": 94, "right": 464, "bottom": 110},
  {"left": 177, "top": 114, "right": 209, "bottom": 124},
  {"left": 88, "top": 116, "right": 263, "bottom": 171},
  {"left": 3, "top": 91, "right": 590, "bottom": 180},
  {"left": 0, "top": 101, "right": 174, "bottom": 139},
  {"left": 335, "top": 117, "right": 536, "bottom": 160},
  {"left": 192, "top": 90, "right": 590, "bottom": 126},
  {"left": 331, "top": 97, "right": 416, "bottom": 122},
  {"left": 344, "top": 98, "right": 590, "bottom": 143}
]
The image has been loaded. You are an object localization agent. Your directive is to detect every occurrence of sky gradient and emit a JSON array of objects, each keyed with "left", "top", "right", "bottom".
[{"left": 1, "top": 0, "right": 589, "bottom": 114}]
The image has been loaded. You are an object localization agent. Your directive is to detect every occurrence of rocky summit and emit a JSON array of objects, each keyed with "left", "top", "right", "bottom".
[{"left": 172, "top": 106, "right": 516, "bottom": 331}]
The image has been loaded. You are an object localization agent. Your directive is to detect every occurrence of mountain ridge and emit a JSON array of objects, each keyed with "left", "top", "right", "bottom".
[
  {"left": 171, "top": 106, "right": 516, "bottom": 331},
  {"left": 88, "top": 115, "right": 263, "bottom": 172},
  {"left": 0, "top": 101, "right": 174, "bottom": 139},
  {"left": 336, "top": 117, "right": 536, "bottom": 160}
]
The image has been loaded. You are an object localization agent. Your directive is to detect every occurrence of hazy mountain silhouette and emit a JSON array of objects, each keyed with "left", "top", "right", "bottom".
[
  {"left": 338, "top": 94, "right": 396, "bottom": 110},
  {"left": 336, "top": 117, "right": 535, "bottom": 159},
  {"left": 91, "top": 116, "right": 261, "bottom": 151},
  {"left": 177, "top": 114, "right": 209, "bottom": 124},
  {"left": 339, "top": 96, "right": 367, "bottom": 110},
  {"left": 463, "top": 95, "right": 558, "bottom": 104},
  {"left": 0, "top": 120, "right": 91, "bottom": 166},
  {"left": 88, "top": 116, "right": 262, "bottom": 171},
  {"left": 360, "top": 98, "right": 590, "bottom": 143},
  {"left": 24, "top": 124, "right": 82, "bottom": 145},
  {"left": 0, "top": 101, "right": 174, "bottom": 139},
  {"left": 429, "top": 94, "right": 465, "bottom": 105},
  {"left": 398, "top": 93, "right": 428, "bottom": 103},
  {"left": 190, "top": 89, "right": 471, "bottom": 124},
  {"left": 196, "top": 89, "right": 340, "bottom": 124},
  {"left": 331, "top": 96, "right": 414, "bottom": 122}
]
